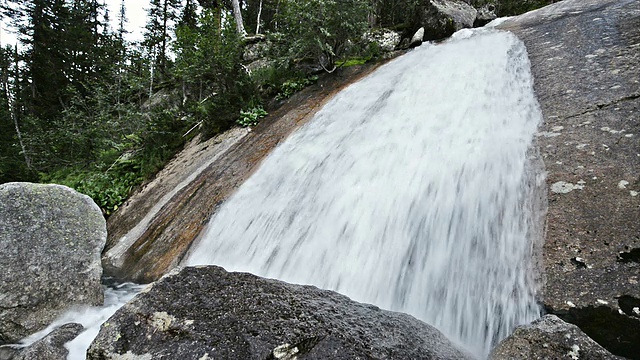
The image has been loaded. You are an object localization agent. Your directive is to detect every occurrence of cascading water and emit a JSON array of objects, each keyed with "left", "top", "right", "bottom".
[
  {"left": 13, "top": 281, "right": 144, "bottom": 360},
  {"left": 187, "top": 28, "right": 543, "bottom": 357}
]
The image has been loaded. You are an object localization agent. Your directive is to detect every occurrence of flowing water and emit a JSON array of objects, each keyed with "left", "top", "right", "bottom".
[
  {"left": 187, "top": 28, "right": 544, "bottom": 357},
  {"left": 14, "top": 281, "right": 144, "bottom": 360}
]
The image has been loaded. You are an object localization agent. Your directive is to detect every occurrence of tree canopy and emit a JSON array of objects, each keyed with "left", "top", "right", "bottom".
[{"left": 0, "top": 0, "right": 553, "bottom": 214}]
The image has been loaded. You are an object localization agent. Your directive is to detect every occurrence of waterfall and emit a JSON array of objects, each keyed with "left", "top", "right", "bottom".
[{"left": 187, "top": 28, "right": 543, "bottom": 357}]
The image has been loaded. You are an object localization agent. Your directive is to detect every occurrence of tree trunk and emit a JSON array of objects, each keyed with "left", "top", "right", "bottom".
[
  {"left": 255, "top": 0, "right": 263, "bottom": 34},
  {"left": 161, "top": 0, "right": 169, "bottom": 73},
  {"left": 231, "top": 0, "right": 247, "bottom": 37}
]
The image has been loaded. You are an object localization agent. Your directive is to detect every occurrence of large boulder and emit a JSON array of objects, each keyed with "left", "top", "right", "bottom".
[
  {"left": 490, "top": 315, "right": 621, "bottom": 359},
  {"left": 414, "top": 0, "right": 477, "bottom": 41},
  {"left": 499, "top": 0, "right": 640, "bottom": 358},
  {"left": 88, "top": 266, "right": 472, "bottom": 359},
  {"left": 0, "top": 183, "right": 106, "bottom": 344}
]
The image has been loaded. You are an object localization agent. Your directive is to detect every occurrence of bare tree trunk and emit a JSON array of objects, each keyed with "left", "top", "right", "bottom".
[
  {"left": 149, "top": 51, "right": 155, "bottom": 98},
  {"left": 161, "top": 0, "right": 169, "bottom": 73},
  {"left": 255, "top": 0, "right": 263, "bottom": 34},
  {"left": 274, "top": 0, "right": 280, "bottom": 30},
  {"left": 231, "top": 0, "right": 247, "bottom": 37}
]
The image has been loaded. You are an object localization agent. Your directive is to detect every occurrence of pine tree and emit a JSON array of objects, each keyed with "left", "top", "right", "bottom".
[
  {"left": 0, "top": 45, "right": 32, "bottom": 182},
  {"left": 143, "top": 0, "right": 181, "bottom": 85},
  {"left": 180, "top": 0, "right": 198, "bottom": 29}
]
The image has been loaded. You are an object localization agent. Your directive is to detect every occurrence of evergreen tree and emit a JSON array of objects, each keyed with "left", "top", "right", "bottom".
[
  {"left": 143, "top": 0, "right": 181, "bottom": 84},
  {"left": 278, "top": 0, "right": 370, "bottom": 72},
  {"left": 180, "top": 0, "right": 199, "bottom": 29},
  {"left": 0, "top": 45, "right": 32, "bottom": 182}
]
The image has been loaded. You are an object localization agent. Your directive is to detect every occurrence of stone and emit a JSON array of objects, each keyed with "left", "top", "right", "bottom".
[
  {"left": 243, "top": 40, "right": 270, "bottom": 62},
  {"left": 88, "top": 266, "right": 472, "bottom": 360},
  {"left": 11, "top": 323, "right": 84, "bottom": 360},
  {"left": 102, "top": 129, "right": 249, "bottom": 283},
  {"left": 0, "top": 183, "right": 105, "bottom": 344},
  {"left": 364, "top": 28, "right": 402, "bottom": 52},
  {"left": 416, "top": 0, "right": 477, "bottom": 41},
  {"left": 474, "top": 3, "right": 497, "bottom": 27},
  {"left": 410, "top": 27, "right": 425, "bottom": 47},
  {"left": 499, "top": 0, "right": 640, "bottom": 358},
  {"left": 0, "top": 346, "right": 18, "bottom": 360},
  {"left": 490, "top": 315, "right": 621, "bottom": 359},
  {"left": 246, "top": 58, "right": 276, "bottom": 74}
]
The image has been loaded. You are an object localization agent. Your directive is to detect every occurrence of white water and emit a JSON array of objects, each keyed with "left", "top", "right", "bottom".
[
  {"left": 13, "top": 282, "right": 144, "bottom": 360},
  {"left": 187, "top": 29, "right": 543, "bottom": 357}
]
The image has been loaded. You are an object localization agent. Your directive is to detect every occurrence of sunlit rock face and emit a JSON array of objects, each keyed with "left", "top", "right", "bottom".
[{"left": 0, "top": 183, "right": 105, "bottom": 344}]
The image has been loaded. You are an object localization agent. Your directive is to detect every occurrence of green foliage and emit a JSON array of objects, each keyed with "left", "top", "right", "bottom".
[
  {"left": 174, "top": 9, "right": 256, "bottom": 139},
  {"left": 40, "top": 134, "right": 144, "bottom": 216},
  {"left": 275, "top": 75, "right": 319, "bottom": 100},
  {"left": 371, "top": 0, "right": 423, "bottom": 29},
  {"left": 276, "top": 0, "right": 371, "bottom": 72},
  {"left": 42, "top": 166, "right": 140, "bottom": 216},
  {"left": 237, "top": 106, "right": 268, "bottom": 127},
  {"left": 340, "top": 58, "right": 369, "bottom": 67},
  {"left": 248, "top": 62, "right": 301, "bottom": 98}
]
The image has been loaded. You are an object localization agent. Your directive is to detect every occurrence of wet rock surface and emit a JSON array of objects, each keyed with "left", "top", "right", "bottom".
[
  {"left": 88, "top": 266, "right": 472, "bottom": 360},
  {"left": 490, "top": 315, "right": 621, "bottom": 359},
  {"left": 103, "top": 129, "right": 250, "bottom": 282},
  {"left": 103, "top": 63, "right": 395, "bottom": 284},
  {"left": 500, "top": 0, "right": 640, "bottom": 357},
  {"left": 0, "top": 183, "right": 105, "bottom": 344},
  {"left": 9, "top": 323, "right": 84, "bottom": 360}
]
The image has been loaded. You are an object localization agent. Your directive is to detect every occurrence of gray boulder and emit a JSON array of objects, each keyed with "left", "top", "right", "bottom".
[
  {"left": 9, "top": 323, "right": 84, "bottom": 360},
  {"left": 88, "top": 266, "right": 471, "bottom": 359},
  {"left": 417, "top": 0, "right": 477, "bottom": 41},
  {"left": 243, "top": 40, "right": 270, "bottom": 62},
  {"left": 0, "top": 346, "right": 18, "bottom": 360},
  {"left": 0, "top": 183, "right": 106, "bottom": 344},
  {"left": 490, "top": 315, "right": 621, "bottom": 359}
]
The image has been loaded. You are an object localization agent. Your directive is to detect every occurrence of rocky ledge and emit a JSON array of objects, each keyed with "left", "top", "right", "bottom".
[
  {"left": 500, "top": 0, "right": 640, "bottom": 358},
  {"left": 88, "top": 266, "right": 472, "bottom": 360}
]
